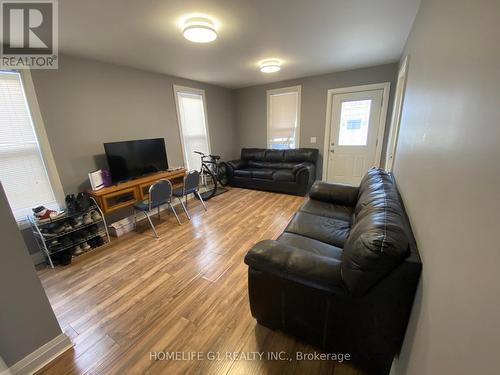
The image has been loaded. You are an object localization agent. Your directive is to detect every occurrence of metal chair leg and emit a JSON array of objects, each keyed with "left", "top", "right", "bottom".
[
  {"left": 144, "top": 211, "right": 159, "bottom": 238},
  {"left": 133, "top": 210, "right": 137, "bottom": 230},
  {"left": 185, "top": 194, "right": 188, "bottom": 208},
  {"left": 178, "top": 197, "right": 191, "bottom": 220},
  {"left": 169, "top": 203, "right": 182, "bottom": 225},
  {"left": 157, "top": 206, "right": 160, "bottom": 219},
  {"left": 195, "top": 191, "right": 208, "bottom": 211}
]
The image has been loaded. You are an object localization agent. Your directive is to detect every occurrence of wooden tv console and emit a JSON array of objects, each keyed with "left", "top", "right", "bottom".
[{"left": 87, "top": 169, "right": 186, "bottom": 214}]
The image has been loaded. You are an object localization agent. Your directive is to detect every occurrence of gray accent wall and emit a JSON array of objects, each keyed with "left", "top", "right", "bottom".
[
  {"left": 233, "top": 63, "right": 398, "bottom": 177},
  {"left": 23, "top": 55, "right": 238, "bottom": 255},
  {"left": 392, "top": 0, "right": 500, "bottom": 374},
  {"left": 0, "top": 183, "right": 62, "bottom": 367},
  {"left": 30, "top": 54, "right": 238, "bottom": 195}
]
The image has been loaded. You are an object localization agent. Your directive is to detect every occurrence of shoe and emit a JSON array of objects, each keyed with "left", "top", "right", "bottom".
[
  {"left": 70, "top": 232, "right": 84, "bottom": 243},
  {"left": 88, "top": 224, "right": 98, "bottom": 235},
  {"left": 61, "top": 237, "right": 73, "bottom": 248},
  {"left": 73, "top": 244, "right": 83, "bottom": 255},
  {"left": 72, "top": 216, "right": 83, "bottom": 227},
  {"left": 90, "top": 210, "right": 102, "bottom": 222},
  {"left": 95, "top": 236, "right": 105, "bottom": 247},
  {"left": 80, "top": 229, "right": 91, "bottom": 239},
  {"left": 65, "top": 194, "right": 78, "bottom": 213},
  {"left": 41, "top": 228, "right": 57, "bottom": 238},
  {"left": 50, "top": 224, "right": 65, "bottom": 234},
  {"left": 82, "top": 213, "right": 93, "bottom": 225},
  {"left": 33, "top": 206, "right": 65, "bottom": 223},
  {"left": 81, "top": 242, "right": 91, "bottom": 251},
  {"left": 76, "top": 192, "right": 91, "bottom": 212},
  {"left": 48, "top": 239, "right": 62, "bottom": 252},
  {"left": 62, "top": 222, "right": 73, "bottom": 232}
]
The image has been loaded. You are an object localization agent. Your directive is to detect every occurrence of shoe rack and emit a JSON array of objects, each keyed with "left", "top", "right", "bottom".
[{"left": 28, "top": 197, "right": 111, "bottom": 268}]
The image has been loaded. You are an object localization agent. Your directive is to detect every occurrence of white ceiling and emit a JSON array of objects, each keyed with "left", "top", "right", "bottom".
[{"left": 59, "top": 0, "right": 420, "bottom": 88}]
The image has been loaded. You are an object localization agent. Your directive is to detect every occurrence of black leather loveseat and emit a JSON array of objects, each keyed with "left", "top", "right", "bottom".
[
  {"left": 226, "top": 148, "right": 318, "bottom": 196},
  {"left": 244, "top": 168, "right": 421, "bottom": 375}
]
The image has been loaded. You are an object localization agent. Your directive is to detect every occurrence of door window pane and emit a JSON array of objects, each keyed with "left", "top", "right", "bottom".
[{"left": 338, "top": 100, "right": 372, "bottom": 146}]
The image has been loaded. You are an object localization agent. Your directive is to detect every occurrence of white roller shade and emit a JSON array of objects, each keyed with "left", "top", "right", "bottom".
[
  {"left": 267, "top": 87, "right": 301, "bottom": 149},
  {"left": 0, "top": 71, "right": 58, "bottom": 220}
]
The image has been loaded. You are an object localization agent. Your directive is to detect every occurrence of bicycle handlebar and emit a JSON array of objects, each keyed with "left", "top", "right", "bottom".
[{"left": 194, "top": 151, "right": 221, "bottom": 160}]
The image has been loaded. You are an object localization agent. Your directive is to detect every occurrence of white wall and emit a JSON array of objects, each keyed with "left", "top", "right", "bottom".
[{"left": 393, "top": 0, "right": 500, "bottom": 374}]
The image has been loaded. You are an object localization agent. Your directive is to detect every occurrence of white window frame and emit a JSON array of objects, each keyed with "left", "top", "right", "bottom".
[
  {"left": 1, "top": 69, "right": 65, "bottom": 227},
  {"left": 384, "top": 56, "right": 409, "bottom": 172},
  {"left": 266, "top": 85, "right": 301, "bottom": 149},
  {"left": 172, "top": 85, "right": 211, "bottom": 169}
]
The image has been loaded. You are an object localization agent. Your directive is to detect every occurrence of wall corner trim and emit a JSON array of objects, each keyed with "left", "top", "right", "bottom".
[{"left": 3, "top": 333, "right": 72, "bottom": 375}]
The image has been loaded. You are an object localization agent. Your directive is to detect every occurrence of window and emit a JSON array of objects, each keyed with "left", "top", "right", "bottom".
[
  {"left": 173, "top": 85, "right": 210, "bottom": 171},
  {"left": 338, "top": 99, "right": 372, "bottom": 146},
  {"left": 267, "top": 86, "right": 301, "bottom": 149},
  {"left": 0, "top": 70, "right": 62, "bottom": 222}
]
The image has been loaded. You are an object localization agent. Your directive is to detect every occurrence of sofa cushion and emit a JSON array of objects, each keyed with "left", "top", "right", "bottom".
[
  {"left": 283, "top": 148, "right": 318, "bottom": 163},
  {"left": 248, "top": 160, "right": 297, "bottom": 169},
  {"left": 278, "top": 232, "right": 343, "bottom": 260},
  {"left": 299, "top": 199, "right": 353, "bottom": 223},
  {"left": 241, "top": 148, "right": 265, "bottom": 161},
  {"left": 341, "top": 168, "right": 411, "bottom": 296},
  {"left": 233, "top": 168, "right": 252, "bottom": 178},
  {"left": 285, "top": 211, "right": 351, "bottom": 248},
  {"left": 251, "top": 169, "right": 275, "bottom": 180},
  {"left": 265, "top": 150, "right": 285, "bottom": 162},
  {"left": 272, "top": 169, "right": 295, "bottom": 182}
]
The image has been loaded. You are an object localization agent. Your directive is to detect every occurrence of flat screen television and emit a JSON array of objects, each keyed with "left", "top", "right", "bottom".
[{"left": 104, "top": 138, "right": 169, "bottom": 183}]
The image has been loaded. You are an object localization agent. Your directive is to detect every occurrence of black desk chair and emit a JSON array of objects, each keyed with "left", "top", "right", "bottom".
[
  {"left": 133, "top": 179, "right": 183, "bottom": 238},
  {"left": 172, "top": 170, "right": 207, "bottom": 220}
]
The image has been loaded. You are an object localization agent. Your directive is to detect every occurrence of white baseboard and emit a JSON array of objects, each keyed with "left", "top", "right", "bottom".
[{"left": 3, "top": 333, "right": 72, "bottom": 375}]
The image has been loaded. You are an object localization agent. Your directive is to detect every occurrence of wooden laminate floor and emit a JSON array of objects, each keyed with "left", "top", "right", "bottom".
[{"left": 36, "top": 188, "right": 363, "bottom": 375}]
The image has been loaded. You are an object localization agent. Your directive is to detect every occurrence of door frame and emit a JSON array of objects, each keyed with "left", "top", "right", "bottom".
[
  {"left": 384, "top": 56, "right": 409, "bottom": 172},
  {"left": 322, "top": 82, "right": 391, "bottom": 181},
  {"left": 172, "top": 85, "right": 212, "bottom": 170}
]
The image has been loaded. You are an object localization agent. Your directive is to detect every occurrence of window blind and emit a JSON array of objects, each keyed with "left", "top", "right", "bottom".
[
  {"left": 268, "top": 90, "right": 300, "bottom": 149},
  {"left": 0, "top": 71, "right": 58, "bottom": 221},
  {"left": 176, "top": 91, "right": 210, "bottom": 171}
]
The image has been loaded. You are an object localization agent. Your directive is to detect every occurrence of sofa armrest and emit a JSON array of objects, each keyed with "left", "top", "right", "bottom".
[
  {"left": 226, "top": 160, "right": 246, "bottom": 179},
  {"left": 244, "top": 240, "right": 345, "bottom": 293},
  {"left": 292, "top": 162, "right": 314, "bottom": 174},
  {"left": 293, "top": 162, "right": 316, "bottom": 192},
  {"left": 309, "top": 181, "right": 359, "bottom": 207},
  {"left": 226, "top": 159, "right": 246, "bottom": 170}
]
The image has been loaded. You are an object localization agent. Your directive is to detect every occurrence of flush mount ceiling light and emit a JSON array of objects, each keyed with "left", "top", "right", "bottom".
[
  {"left": 183, "top": 17, "right": 217, "bottom": 43},
  {"left": 260, "top": 60, "right": 281, "bottom": 73}
]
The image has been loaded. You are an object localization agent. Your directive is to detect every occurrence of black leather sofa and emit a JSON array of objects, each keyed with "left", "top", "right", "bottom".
[
  {"left": 226, "top": 148, "right": 318, "bottom": 196},
  {"left": 244, "top": 168, "right": 421, "bottom": 375}
]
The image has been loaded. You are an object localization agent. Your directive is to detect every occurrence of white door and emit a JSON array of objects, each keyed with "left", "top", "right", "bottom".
[{"left": 326, "top": 89, "right": 384, "bottom": 185}]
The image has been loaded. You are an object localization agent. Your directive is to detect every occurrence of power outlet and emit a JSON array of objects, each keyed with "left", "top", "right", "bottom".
[{"left": 310, "top": 137, "right": 317, "bottom": 144}]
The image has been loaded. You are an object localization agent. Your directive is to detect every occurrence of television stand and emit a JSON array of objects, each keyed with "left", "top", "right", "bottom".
[{"left": 87, "top": 169, "right": 186, "bottom": 214}]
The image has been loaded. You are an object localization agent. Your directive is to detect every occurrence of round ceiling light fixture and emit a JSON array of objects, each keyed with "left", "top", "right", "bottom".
[
  {"left": 183, "top": 17, "right": 217, "bottom": 43},
  {"left": 260, "top": 59, "right": 281, "bottom": 73}
]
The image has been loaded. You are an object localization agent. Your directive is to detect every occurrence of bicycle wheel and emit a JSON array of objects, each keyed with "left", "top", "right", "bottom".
[
  {"left": 197, "top": 165, "right": 217, "bottom": 201},
  {"left": 217, "top": 162, "right": 229, "bottom": 187}
]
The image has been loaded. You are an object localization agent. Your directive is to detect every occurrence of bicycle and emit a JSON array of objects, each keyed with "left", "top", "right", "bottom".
[{"left": 194, "top": 151, "right": 228, "bottom": 200}]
